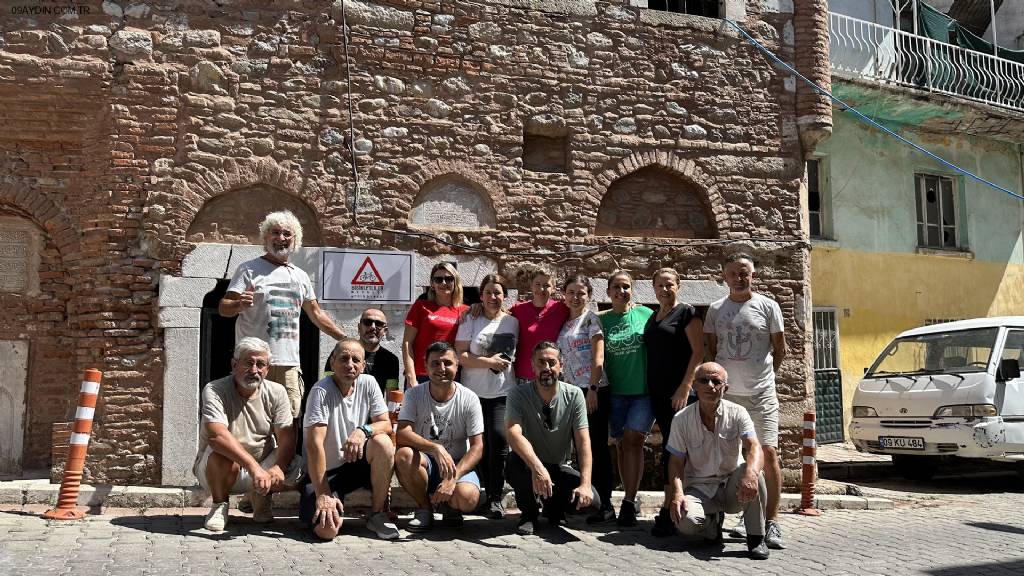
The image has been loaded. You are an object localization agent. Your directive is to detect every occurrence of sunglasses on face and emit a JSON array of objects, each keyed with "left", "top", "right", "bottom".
[
  {"left": 542, "top": 404, "right": 553, "bottom": 430},
  {"left": 360, "top": 318, "right": 386, "bottom": 328},
  {"left": 696, "top": 377, "right": 726, "bottom": 387},
  {"left": 432, "top": 276, "right": 456, "bottom": 284}
]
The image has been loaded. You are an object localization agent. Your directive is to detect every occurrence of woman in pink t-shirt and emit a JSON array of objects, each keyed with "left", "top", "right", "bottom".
[
  {"left": 402, "top": 262, "right": 468, "bottom": 389},
  {"left": 509, "top": 268, "right": 570, "bottom": 382}
]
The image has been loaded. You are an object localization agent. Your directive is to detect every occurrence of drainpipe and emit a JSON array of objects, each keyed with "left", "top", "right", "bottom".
[
  {"left": 990, "top": 0, "right": 998, "bottom": 55},
  {"left": 1018, "top": 144, "right": 1024, "bottom": 246}
]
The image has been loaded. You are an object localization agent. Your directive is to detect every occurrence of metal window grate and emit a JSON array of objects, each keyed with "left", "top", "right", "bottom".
[{"left": 813, "top": 309, "right": 844, "bottom": 443}]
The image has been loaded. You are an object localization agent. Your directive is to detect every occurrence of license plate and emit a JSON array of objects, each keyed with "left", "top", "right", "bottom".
[{"left": 879, "top": 436, "right": 925, "bottom": 450}]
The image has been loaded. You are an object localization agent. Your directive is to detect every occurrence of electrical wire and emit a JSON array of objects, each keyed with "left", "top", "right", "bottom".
[{"left": 724, "top": 18, "right": 1024, "bottom": 202}]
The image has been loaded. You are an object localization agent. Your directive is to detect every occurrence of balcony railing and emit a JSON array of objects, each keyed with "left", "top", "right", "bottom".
[{"left": 829, "top": 11, "right": 1024, "bottom": 113}]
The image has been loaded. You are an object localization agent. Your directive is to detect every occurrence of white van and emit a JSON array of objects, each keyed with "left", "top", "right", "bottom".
[{"left": 849, "top": 317, "right": 1024, "bottom": 479}]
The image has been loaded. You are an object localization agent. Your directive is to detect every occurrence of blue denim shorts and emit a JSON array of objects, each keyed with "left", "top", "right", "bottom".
[
  {"left": 609, "top": 394, "right": 655, "bottom": 438},
  {"left": 424, "top": 452, "right": 481, "bottom": 495}
]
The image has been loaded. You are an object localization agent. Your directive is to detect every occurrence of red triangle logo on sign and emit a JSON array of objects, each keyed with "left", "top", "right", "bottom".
[{"left": 351, "top": 256, "right": 385, "bottom": 286}]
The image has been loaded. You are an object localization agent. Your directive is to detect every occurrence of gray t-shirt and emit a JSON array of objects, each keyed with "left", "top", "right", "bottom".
[
  {"left": 227, "top": 256, "right": 315, "bottom": 367},
  {"left": 703, "top": 292, "right": 784, "bottom": 396},
  {"left": 455, "top": 313, "right": 519, "bottom": 399},
  {"left": 505, "top": 381, "right": 588, "bottom": 467},
  {"left": 303, "top": 374, "right": 388, "bottom": 471},
  {"left": 195, "top": 375, "right": 292, "bottom": 468},
  {"left": 398, "top": 382, "right": 484, "bottom": 462},
  {"left": 666, "top": 399, "right": 756, "bottom": 498}
]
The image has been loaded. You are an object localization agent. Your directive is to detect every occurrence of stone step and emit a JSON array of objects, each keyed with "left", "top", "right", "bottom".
[{"left": 0, "top": 478, "right": 892, "bottom": 513}]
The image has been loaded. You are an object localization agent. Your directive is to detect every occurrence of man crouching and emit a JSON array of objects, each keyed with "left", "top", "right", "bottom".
[
  {"left": 302, "top": 338, "right": 399, "bottom": 540},
  {"left": 195, "top": 337, "right": 302, "bottom": 532},
  {"left": 667, "top": 362, "right": 770, "bottom": 560}
]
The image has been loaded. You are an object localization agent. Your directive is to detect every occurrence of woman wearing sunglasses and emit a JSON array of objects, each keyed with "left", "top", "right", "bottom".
[
  {"left": 455, "top": 274, "right": 518, "bottom": 519},
  {"left": 402, "top": 262, "right": 468, "bottom": 389}
]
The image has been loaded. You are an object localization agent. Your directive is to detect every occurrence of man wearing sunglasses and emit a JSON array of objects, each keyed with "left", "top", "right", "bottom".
[
  {"left": 325, "top": 308, "right": 400, "bottom": 396},
  {"left": 505, "top": 341, "right": 601, "bottom": 536},
  {"left": 665, "top": 362, "right": 769, "bottom": 560}
]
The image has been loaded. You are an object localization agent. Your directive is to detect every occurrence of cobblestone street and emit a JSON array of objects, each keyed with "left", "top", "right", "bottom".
[{"left": 3, "top": 473, "right": 1022, "bottom": 576}]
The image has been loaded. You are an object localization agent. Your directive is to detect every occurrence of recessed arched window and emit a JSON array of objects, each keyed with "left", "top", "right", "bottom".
[
  {"left": 596, "top": 167, "right": 715, "bottom": 238},
  {"left": 409, "top": 176, "right": 497, "bottom": 231},
  {"left": 186, "top": 184, "right": 322, "bottom": 245}
]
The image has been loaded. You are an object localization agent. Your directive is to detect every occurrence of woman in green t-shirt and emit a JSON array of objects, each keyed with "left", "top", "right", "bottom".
[{"left": 599, "top": 270, "right": 654, "bottom": 527}]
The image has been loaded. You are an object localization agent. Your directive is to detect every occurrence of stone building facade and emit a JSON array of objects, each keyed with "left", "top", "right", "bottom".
[{"left": 0, "top": 0, "right": 831, "bottom": 485}]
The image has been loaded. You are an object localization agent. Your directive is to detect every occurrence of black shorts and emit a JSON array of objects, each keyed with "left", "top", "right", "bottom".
[{"left": 299, "top": 457, "right": 372, "bottom": 525}]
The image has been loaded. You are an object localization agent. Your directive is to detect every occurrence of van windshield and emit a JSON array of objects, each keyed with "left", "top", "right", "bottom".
[{"left": 867, "top": 328, "right": 998, "bottom": 377}]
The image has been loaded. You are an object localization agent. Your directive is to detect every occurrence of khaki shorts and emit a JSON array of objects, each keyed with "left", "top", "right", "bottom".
[
  {"left": 725, "top": 388, "right": 779, "bottom": 448},
  {"left": 193, "top": 447, "right": 303, "bottom": 493},
  {"left": 268, "top": 365, "right": 303, "bottom": 419}
]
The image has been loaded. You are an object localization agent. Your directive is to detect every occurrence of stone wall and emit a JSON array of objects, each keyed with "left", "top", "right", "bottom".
[{"left": 0, "top": 0, "right": 830, "bottom": 484}]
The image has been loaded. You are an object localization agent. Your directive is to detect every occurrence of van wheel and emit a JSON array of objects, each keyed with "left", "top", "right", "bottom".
[{"left": 892, "top": 454, "right": 938, "bottom": 481}]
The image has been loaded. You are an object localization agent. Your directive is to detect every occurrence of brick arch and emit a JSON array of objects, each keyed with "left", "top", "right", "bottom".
[
  {"left": 0, "top": 182, "right": 81, "bottom": 264},
  {"left": 169, "top": 156, "right": 329, "bottom": 245},
  {"left": 397, "top": 160, "right": 509, "bottom": 229},
  {"left": 590, "top": 151, "right": 727, "bottom": 238}
]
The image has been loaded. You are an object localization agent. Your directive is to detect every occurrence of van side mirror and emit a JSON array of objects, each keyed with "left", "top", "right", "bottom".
[
  {"left": 863, "top": 367, "right": 868, "bottom": 374},
  {"left": 997, "top": 359, "right": 1021, "bottom": 382}
]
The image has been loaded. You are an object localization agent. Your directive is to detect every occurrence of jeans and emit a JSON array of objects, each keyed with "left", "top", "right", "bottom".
[
  {"left": 506, "top": 452, "right": 601, "bottom": 521},
  {"left": 478, "top": 396, "right": 508, "bottom": 502},
  {"left": 587, "top": 386, "right": 614, "bottom": 510}
]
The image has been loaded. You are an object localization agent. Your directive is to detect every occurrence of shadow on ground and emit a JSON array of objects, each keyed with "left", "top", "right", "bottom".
[{"left": 926, "top": 559, "right": 1024, "bottom": 576}]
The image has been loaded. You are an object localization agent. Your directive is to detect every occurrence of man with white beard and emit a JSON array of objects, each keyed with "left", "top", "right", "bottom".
[
  {"left": 193, "top": 337, "right": 302, "bottom": 532},
  {"left": 505, "top": 341, "right": 601, "bottom": 535},
  {"left": 220, "top": 210, "right": 346, "bottom": 419}
]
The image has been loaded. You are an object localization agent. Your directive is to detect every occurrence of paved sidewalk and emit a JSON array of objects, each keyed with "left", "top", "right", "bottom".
[{"left": 2, "top": 490, "right": 1022, "bottom": 576}]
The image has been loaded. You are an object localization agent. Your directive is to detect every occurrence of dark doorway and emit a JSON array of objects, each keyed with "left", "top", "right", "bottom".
[{"left": 199, "top": 280, "right": 321, "bottom": 410}]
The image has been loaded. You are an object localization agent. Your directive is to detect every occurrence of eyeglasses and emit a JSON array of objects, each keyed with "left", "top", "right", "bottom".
[
  {"left": 360, "top": 318, "right": 386, "bottom": 328},
  {"left": 432, "top": 276, "right": 456, "bottom": 284},
  {"left": 542, "top": 404, "right": 553, "bottom": 430},
  {"left": 240, "top": 359, "right": 269, "bottom": 370},
  {"left": 696, "top": 376, "right": 726, "bottom": 387}
]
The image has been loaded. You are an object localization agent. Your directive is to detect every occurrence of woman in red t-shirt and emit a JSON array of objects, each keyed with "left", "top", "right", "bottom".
[
  {"left": 402, "top": 262, "right": 468, "bottom": 389},
  {"left": 510, "top": 267, "right": 570, "bottom": 382}
]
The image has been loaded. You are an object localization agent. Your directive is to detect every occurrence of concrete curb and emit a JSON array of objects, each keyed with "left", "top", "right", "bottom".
[{"left": 0, "top": 479, "right": 893, "bottom": 512}]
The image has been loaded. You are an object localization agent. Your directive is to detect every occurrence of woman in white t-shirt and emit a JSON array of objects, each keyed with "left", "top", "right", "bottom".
[
  {"left": 555, "top": 274, "right": 614, "bottom": 524},
  {"left": 455, "top": 274, "right": 518, "bottom": 520}
]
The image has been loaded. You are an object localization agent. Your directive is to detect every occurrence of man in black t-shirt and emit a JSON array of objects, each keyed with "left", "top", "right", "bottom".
[{"left": 325, "top": 308, "right": 400, "bottom": 394}]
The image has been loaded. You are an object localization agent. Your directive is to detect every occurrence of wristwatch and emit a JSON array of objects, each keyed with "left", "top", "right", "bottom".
[
  {"left": 589, "top": 385, "right": 598, "bottom": 391},
  {"left": 359, "top": 424, "right": 374, "bottom": 437}
]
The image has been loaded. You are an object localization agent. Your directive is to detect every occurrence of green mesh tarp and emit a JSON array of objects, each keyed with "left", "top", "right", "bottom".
[{"left": 908, "top": 2, "right": 1023, "bottom": 107}]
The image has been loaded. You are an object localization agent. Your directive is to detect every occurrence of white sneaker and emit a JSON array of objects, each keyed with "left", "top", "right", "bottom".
[
  {"left": 367, "top": 511, "right": 400, "bottom": 540},
  {"left": 204, "top": 502, "right": 229, "bottom": 532},
  {"left": 251, "top": 491, "right": 274, "bottom": 524}
]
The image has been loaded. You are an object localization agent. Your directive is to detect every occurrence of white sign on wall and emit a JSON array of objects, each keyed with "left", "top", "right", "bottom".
[{"left": 320, "top": 249, "right": 416, "bottom": 303}]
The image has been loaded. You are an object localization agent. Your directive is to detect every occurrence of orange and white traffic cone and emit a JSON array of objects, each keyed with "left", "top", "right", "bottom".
[
  {"left": 796, "top": 410, "right": 821, "bottom": 516},
  {"left": 43, "top": 369, "right": 102, "bottom": 521}
]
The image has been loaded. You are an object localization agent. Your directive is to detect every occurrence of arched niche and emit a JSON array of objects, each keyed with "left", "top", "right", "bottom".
[
  {"left": 409, "top": 175, "right": 497, "bottom": 231},
  {"left": 186, "top": 184, "right": 323, "bottom": 245},
  {"left": 595, "top": 166, "right": 716, "bottom": 238}
]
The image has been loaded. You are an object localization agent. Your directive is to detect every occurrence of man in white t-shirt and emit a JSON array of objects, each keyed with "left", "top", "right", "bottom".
[
  {"left": 666, "top": 362, "right": 768, "bottom": 560},
  {"left": 219, "top": 210, "right": 346, "bottom": 419},
  {"left": 193, "top": 337, "right": 302, "bottom": 533},
  {"left": 703, "top": 252, "right": 786, "bottom": 549},
  {"left": 301, "top": 339, "right": 398, "bottom": 541},
  {"left": 395, "top": 342, "right": 484, "bottom": 532}
]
